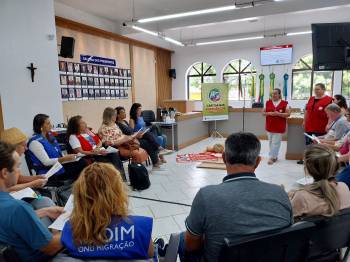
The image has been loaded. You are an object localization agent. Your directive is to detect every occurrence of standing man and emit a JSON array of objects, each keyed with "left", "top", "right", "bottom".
[
  {"left": 263, "top": 88, "right": 290, "bottom": 165},
  {"left": 299, "top": 83, "right": 333, "bottom": 164}
]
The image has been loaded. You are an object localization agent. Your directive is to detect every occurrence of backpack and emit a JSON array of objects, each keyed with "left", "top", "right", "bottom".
[{"left": 128, "top": 163, "right": 150, "bottom": 190}]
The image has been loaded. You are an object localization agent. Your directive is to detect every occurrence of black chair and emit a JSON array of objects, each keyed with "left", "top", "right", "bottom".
[
  {"left": 0, "top": 244, "right": 20, "bottom": 262},
  {"left": 141, "top": 110, "right": 156, "bottom": 126},
  {"left": 219, "top": 221, "right": 316, "bottom": 262},
  {"left": 302, "top": 208, "right": 350, "bottom": 262}
]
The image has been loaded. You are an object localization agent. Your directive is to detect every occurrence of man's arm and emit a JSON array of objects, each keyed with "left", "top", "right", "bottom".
[
  {"left": 184, "top": 231, "right": 204, "bottom": 252},
  {"left": 39, "top": 232, "right": 63, "bottom": 256}
]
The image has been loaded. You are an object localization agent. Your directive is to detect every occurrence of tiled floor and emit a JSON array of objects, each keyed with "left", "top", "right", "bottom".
[{"left": 126, "top": 137, "right": 306, "bottom": 242}]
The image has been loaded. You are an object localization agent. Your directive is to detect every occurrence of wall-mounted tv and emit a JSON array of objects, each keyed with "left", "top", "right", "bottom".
[
  {"left": 260, "top": 44, "right": 293, "bottom": 66},
  {"left": 312, "top": 23, "right": 350, "bottom": 71}
]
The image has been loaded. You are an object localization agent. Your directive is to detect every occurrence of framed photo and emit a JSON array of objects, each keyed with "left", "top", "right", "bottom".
[
  {"left": 88, "top": 89, "right": 95, "bottom": 99},
  {"left": 60, "top": 74, "right": 67, "bottom": 86},
  {"left": 109, "top": 67, "right": 114, "bottom": 76},
  {"left": 87, "top": 77, "right": 94, "bottom": 86},
  {"left": 110, "top": 78, "right": 115, "bottom": 87},
  {"left": 94, "top": 77, "right": 100, "bottom": 87},
  {"left": 120, "top": 90, "right": 124, "bottom": 97},
  {"left": 123, "top": 69, "right": 127, "bottom": 77},
  {"left": 110, "top": 89, "right": 115, "bottom": 98},
  {"left": 74, "top": 76, "right": 81, "bottom": 86},
  {"left": 82, "top": 88, "right": 88, "bottom": 100},
  {"left": 94, "top": 89, "right": 101, "bottom": 98},
  {"left": 99, "top": 77, "right": 105, "bottom": 87},
  {"left": 80, "top": 64, "right": 87, "bottom": 75},
  {"left": 75, "top": 88, "right": 82, "bottom": 100},
  {"left": 125, "top": 90, "right": 128, "bottom": 98},
  {"left": 81, "top": 76, "right": 87, "bottom": 86},
  {"left": 112, "top": 68, "right": 119, "bottom": 76},
  {"left": 103, "top": 66, "right": 110, "bottom": 75},
  {"left": 73, "top": 63, "right": 80, "bottom": 74},
  {"left": 68, "top": 88, "right": 75, "bottom": 100},
  {"left": 67, "top": 62, "right": 74, "bottom": 73},
  {"left": 98, "top": 66, "right": 104, "bottom": 75},
  {"left": 61, "top": 88, "right": 69, "bottom": 100},
  {"left": 87, "top": 64, "right": 93, "bottom": 74},
  {"left": 100, "top": 89, "right": 106, "bottom": 99},
  {"left": 104, "top": 78, "right": 110, "bottom": 87},
  {"left": 116, "top": 89, "right": 120, "bottom": 97},
  {"left": 127, "top": 69, "right": 131, "bottom": 77},
  {"left": 59, "top": 61, "right": 67, "bottom": 72},
  {"left": 106, "top": 89, "right": 111, "bottom": 99},
  {"left": 67, "top": 75, "right": 74, "bottom": 86},
  {"left": 93, "top": 65, "right": 99, "bottom": 75},
  {"left": 119, "top": 79, "right": 123, "bottom": 87}
]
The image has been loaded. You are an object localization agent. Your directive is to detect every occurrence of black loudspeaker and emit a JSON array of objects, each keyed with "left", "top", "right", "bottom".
[
  {"left": 60, "top": 36, "right": 75, "bottom": 58},
  {"left": 168, "top": 69, "right": 176, "bottom": 79}
]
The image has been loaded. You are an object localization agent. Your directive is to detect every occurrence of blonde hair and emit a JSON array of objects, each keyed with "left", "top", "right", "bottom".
[
  {"left": 102, "top": 107, "right": 117, "bottom": 125},
  {"left": 70, "top": 162, "right": 129, "bottom": 245},
  {"left": 304, "top": 144, "right": 340, "bottom": 216}
]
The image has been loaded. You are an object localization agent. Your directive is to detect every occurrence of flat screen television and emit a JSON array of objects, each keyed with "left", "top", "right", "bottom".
[
  {"left": 260, "top": 45, "right": 293, "bottom": 66},
  {"left": 312, "top": 23, "right": 350, "bottom": 71}
]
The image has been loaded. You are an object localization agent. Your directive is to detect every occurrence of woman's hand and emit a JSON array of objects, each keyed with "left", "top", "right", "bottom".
[
  {"left": 29, "top": 178, "right": 48, "bottom": 188},
  {"left": 59, "top": 154, "right": 77, "bottom": 163},
  {"left": 42, "top": 207, "right": 65, "bottom": 219}
]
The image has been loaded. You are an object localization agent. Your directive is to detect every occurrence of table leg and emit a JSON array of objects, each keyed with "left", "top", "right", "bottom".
[{"left": 172, "top": 124, "right": 175, "bottom": 151}]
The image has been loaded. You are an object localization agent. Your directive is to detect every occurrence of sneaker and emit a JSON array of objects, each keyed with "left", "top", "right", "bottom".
[
  {"left": 154, "top": 238, "right": 165, "bottom": 249},
  {"left": 159, "top": 149, "right": 173, "bottom": 155},
  {"left": 297, "top": 160, "right": 304, "bottom": 165},
  {"left": 268, "top": 159, "right": 274, "bottom": 165}
]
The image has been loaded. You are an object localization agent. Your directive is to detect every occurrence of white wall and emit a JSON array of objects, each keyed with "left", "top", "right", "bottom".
[
  {"left": 171, "top": 34, "right": 344, "bottom": 109},
  {"left": 0, "top": 0, "right": 63, "bottom": 135}
]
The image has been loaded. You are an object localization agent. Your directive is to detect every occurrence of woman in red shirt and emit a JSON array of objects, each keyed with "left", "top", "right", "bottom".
[{"left": 263, "top": 88, "right": 290, "bottom": 165}]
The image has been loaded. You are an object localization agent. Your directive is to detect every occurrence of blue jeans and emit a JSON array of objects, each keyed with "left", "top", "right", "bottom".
[
  {"left": 336, "top": 165, "right": 350, "bottom": 190},
  {"left": 156, "top": 135, "right": 167, "bottom": 148}
]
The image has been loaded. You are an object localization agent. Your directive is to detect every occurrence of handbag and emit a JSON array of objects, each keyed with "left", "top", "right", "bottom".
[{"left": 128, "top": 163, "right": 150, "bottom": 190}]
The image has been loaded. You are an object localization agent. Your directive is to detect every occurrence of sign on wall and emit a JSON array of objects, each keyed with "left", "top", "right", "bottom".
[
  {"left": 202, "top": 83, "right": 229, "bottom": 121},
  {"left": 80, "top": 54, "right": 116, "bottom": 66}
]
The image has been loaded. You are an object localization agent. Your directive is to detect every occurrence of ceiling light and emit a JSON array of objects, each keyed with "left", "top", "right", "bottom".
[
  {"left": 164, "top": 37, "right": 185, "bottom": 46},
  {"left": 196, "top": 36, "right": 264, "bottom": 46},
  {"left": 138, "top": 5, "right": 236, "bottom": 23},
  {"left": 286, "top": 31, "right": 312, "bottom": 36},
  {"left": 131, "top": 25, "right": 158, "bottom": 36}
]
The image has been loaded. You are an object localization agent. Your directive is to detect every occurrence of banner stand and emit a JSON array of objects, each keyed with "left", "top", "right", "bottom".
[{"left": 210, "top": 120, "right": 224, "bottom": 139}]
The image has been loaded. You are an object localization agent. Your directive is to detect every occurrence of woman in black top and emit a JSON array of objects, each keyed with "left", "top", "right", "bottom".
[{"left": 115, "top": 106, "right": 165, "bottom": 167}]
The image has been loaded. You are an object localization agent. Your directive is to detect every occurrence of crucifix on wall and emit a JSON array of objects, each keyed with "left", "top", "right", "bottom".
[{"left": 27, "top": 63, "right": 37, "bottom": 82}]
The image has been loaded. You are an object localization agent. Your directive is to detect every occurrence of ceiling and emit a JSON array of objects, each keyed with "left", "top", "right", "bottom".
[{"left": 55, "top": 0, "right": 350, "bottom": 48}]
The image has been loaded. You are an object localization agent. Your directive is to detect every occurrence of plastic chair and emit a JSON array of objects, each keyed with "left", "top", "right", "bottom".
[
  {"left": 302, "top": 208, "right": 350, "bottom": 262},
  {"left": 219, "top": 221, "right": 316, "bottom": 262},
  {"left": 0, "top": 244, "right": 20, "bottom": 262},
  {"left": 141, "top": 110, "right": 156, "bottom": 126},
  {"left": 160, "top": 233, "right": 181, "bottom": 262}
]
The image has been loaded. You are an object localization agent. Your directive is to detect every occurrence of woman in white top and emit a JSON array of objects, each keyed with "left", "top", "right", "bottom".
[{"left": 66, "top": 115, "right": 126, "bottom": 181}]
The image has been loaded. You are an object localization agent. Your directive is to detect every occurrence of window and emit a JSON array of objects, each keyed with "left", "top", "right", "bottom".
[
  {"left": 222, "top": 59, "right": 256, "bottom": 100},
  {"left": 341, "top": 71, "right": 350, "bottom": 99},
  {"left": 292, "top": 54, "right": 333, "bottom": 100},
  {"left": 187, "top": 62, "right": 217, "bottom": 100}
]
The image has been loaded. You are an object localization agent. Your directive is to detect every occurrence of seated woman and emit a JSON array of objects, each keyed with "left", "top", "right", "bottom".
[
  {"left": 98, "top": 107, "right": 148, "bottom": 164},
  {"left": 67, "top": 115, "right": 126, "bottom": 181},
  {"left": 116, "top": 106, "right": 166, "bottom": 167},
  {"left": 28, "top": 114, "right": 88, "bottom": 181},
  {"left": 129, "top": 103, "right": 168, "bottom": 150},
  {"left": 61, "top": 162, "right": 156, "bottom": 260},
  {"left": 288, "top": 144, "right": 350, "bottom": 219},
  {"left": 325, "top": 94, "right": 348, "bottom": 132}
]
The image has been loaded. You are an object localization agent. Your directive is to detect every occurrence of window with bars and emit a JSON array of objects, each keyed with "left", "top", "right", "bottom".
[
  {"left": 292, "top": 54, "right": 333, "bottom": 100},
  {"left": 222, "top": 59, "right": 256, "bottom": 101},
  {"left": 187, "top": 62, "right": 217, "bottom": 100}
]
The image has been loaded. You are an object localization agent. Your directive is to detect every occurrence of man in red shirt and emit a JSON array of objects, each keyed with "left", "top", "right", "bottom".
[
  {"left": 263, "top": 88, "right": 290, "bottom": 165},
  {"left": 298, "top": 83, "right": 332, "bottom": 164}
]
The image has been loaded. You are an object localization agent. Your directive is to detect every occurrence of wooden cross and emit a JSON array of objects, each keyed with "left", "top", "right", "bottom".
[{"left": 26, "top": 63, "right": 37, "bottom": 82}]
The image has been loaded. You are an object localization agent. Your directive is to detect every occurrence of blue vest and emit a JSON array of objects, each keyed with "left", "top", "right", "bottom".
[
  {"left": 61, "top": 216, "right": 153, "bottom": 259},
  {"left": 28, "top": 133, "right": 64, "bottom": 175},
  {"left": 134, "top": 117, "right": 146, "bottom": 132}
]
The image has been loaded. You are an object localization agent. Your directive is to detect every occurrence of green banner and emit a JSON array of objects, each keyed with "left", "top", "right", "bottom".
[{"left": 202, "top": 83, "right": 229, "bottom": 121}]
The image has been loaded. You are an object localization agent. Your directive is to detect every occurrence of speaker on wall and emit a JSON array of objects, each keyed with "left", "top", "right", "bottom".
[
  {"left": 168, "top": 69, "right": 176, "bottom": 79},
  {"left": 60, "top": 36, "right": 75, "bottom": 58}
]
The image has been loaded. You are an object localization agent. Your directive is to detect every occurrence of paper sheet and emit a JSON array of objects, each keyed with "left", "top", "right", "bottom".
[
  {"left": 61, "top": 156, "right": 82, "bottom": 164},
  {"left": 48, "top": 194, "right": 74, "bottom": 231},
  {"left": 105, "top": 146, "right": 119, "bottom": 154},
  {"left": 303, "top": 133, "right": 320, "bottom": 144},
  {"left": 44, "top": 162, "right": 63, "bottom": 179},
  {"left": 10, "top": 188, "right": 38, "bottom": 200}
]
